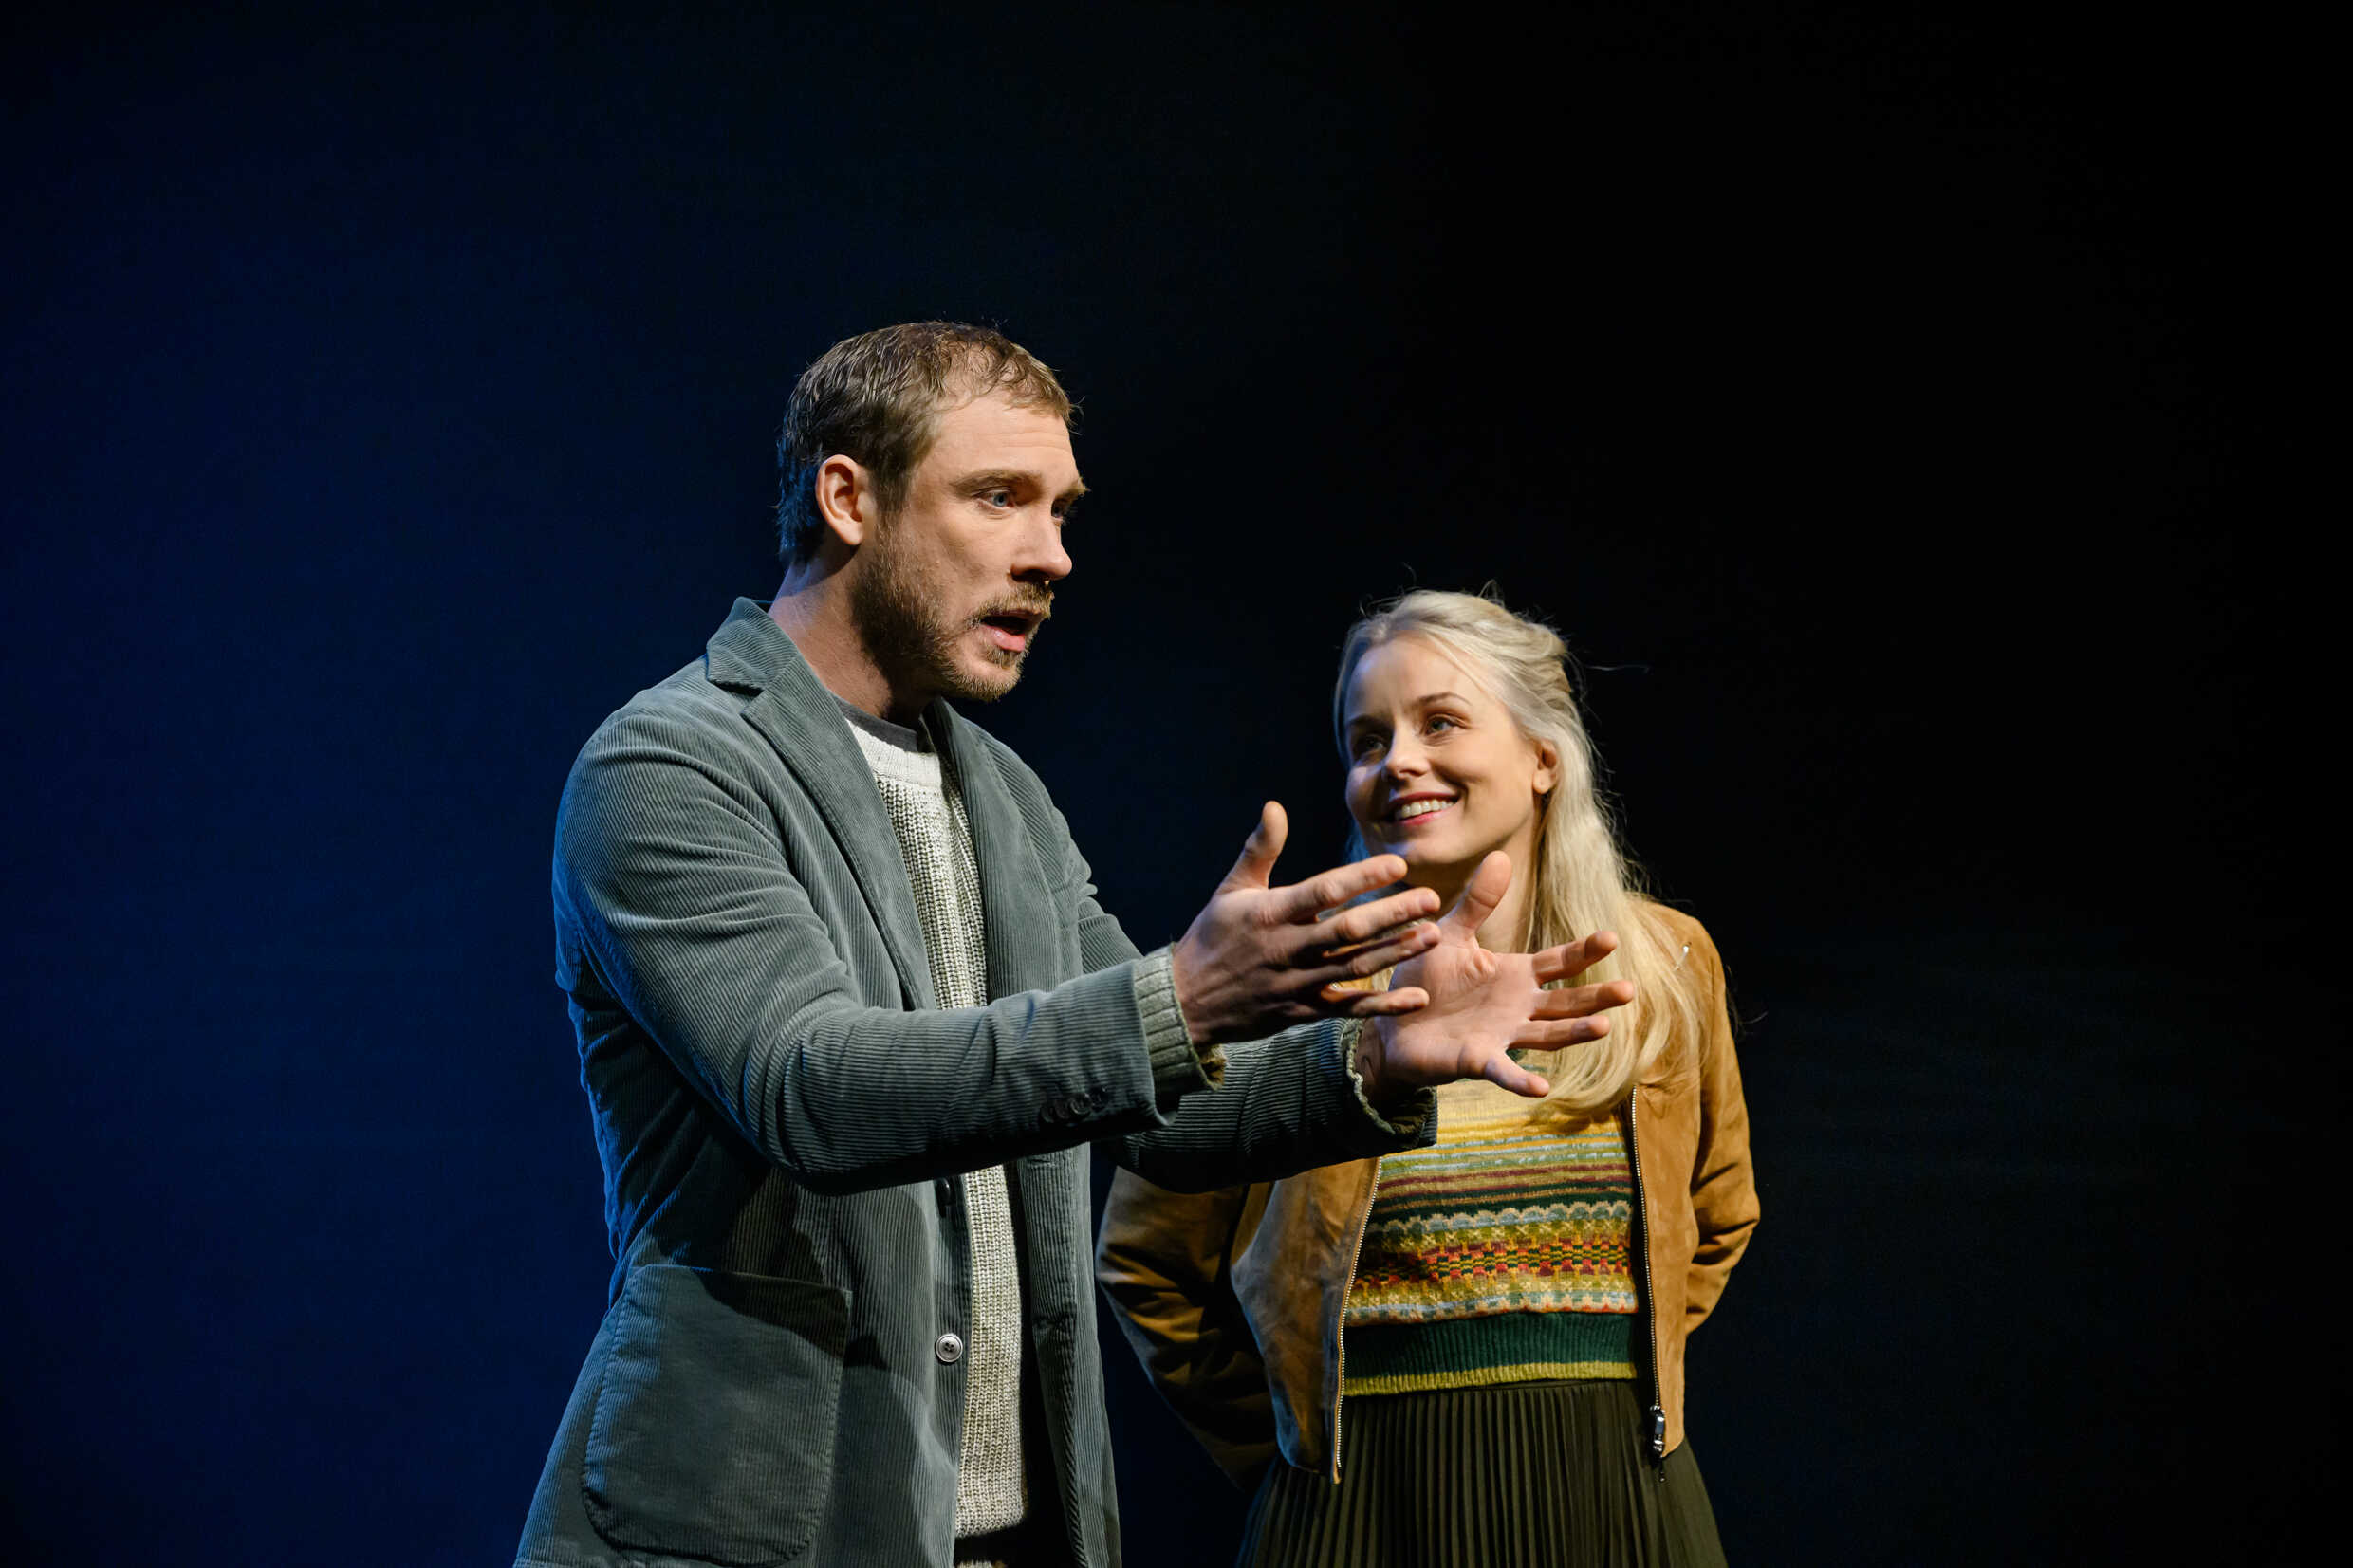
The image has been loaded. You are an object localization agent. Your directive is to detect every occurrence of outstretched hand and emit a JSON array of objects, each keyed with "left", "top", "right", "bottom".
[
  {"left": 1362, "top": 851, "right": 1632, "bottom": 1099},
  {"left": 1169, "top": 802, "right": 1444, "bottom": 1046}
]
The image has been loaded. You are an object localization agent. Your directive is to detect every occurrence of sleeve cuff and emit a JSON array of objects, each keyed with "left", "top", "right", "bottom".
[
  {"left": 1135, "top": 948, "right": 1225, "bottom": 1098},
  {"left": 1341, "top": 1018, "right": 1436, "bottom": 1142}
]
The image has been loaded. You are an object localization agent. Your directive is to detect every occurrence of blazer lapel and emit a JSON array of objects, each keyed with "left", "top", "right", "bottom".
[
  {"left": 931, "top": 701, "right": 1061, "bottom": 1002},
  {"left": 707, "top": 601, "right": 936, "bottom": 1011}
]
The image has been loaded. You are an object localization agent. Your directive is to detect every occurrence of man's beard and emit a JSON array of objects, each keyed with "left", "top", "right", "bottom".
[{"left": 847, "top": 526, "right": 1048, "bottom": 707}]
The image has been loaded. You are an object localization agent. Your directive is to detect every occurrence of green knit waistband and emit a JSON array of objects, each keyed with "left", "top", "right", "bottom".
[{"left": 1343, "top": 1309, "right": 1635, "bottom": 1395}]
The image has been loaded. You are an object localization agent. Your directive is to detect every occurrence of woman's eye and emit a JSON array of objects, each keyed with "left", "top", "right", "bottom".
[
  {"left": 1350, "top": 734, "right": 1384, "bottom": 759},
  {"left": 1425, "top": 715, "right": 1457, "bottom": 735}
]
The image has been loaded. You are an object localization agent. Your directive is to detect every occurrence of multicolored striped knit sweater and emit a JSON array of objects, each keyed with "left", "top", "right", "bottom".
[{"left": 1342, "top": 1072, "right": 1638, "bottom": 1394}]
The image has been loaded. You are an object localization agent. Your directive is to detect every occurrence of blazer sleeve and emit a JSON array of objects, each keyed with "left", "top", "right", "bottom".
[
  {"left": 557, "top": 709, "right": 1199, "bottom": 1195},
  {"left": 1682, "top": 922, "right": 1759, "bottom": 1332},
  {"left": 557, "top": 707, "right": 1423, "bottom": 1197},
  {"left": 1094, "top": 1170, "right": 1280, "bottom": 1486}
]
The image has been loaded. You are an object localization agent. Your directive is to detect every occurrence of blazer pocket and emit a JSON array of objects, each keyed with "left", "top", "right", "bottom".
[{"left": 583, "top": 1264, "right": 850, "bottom": 1567}]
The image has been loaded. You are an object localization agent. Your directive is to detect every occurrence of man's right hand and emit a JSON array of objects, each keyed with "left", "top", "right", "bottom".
[{"left": 1168, "top": 802, "right": 1442, "bottom": 1046}]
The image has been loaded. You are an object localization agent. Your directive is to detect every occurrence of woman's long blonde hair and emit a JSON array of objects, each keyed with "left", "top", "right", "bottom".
[{"left": 1334, "top": 589, "right": 1703, "bottom": 1114}]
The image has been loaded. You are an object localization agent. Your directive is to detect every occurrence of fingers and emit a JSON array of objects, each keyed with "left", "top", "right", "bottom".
[
  {"left": 1318, "top": 984, "right": 1429, "bottom": 1015},
  {"left": 1528, "top": 929, "right": 1620, "bottom": 984},
  {"left": 1272, "top": 852, "right": 1415, "bottom": 922},
  {"left": 1481, "top": 1052, "right": 1550, "bottom": 1098},
  {"left": 1436, "top": 851, "right": 1512, "bottom": 939},
  {"left": 1306, "top": 926, "right": 1440, "bottom": 991},
  {"left": 1219, "top": 802, "right": 1288, "bottom": 893},
  {"left": 1317, "top": 888, "right": 1441, "bottom": 948},
  {"left": 1511, "top": 1014, "right": 1612, "bottom": 1050},
  {"left": 1312, "top": 922, "right": 1440, "bottom": 1000},
  {"left": 1525, "top": 979, "right": 1635, "bottom": 1019}
]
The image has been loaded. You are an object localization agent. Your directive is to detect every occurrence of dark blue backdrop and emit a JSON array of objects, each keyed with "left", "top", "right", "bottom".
[{"left": 4, "top": 5, "right": 2323, "bottom": 1562}]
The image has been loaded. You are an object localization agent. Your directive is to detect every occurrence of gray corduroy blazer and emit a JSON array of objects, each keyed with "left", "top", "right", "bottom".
[{"left": 515, "top": 600, "right": 1428, "bottom": 1568}]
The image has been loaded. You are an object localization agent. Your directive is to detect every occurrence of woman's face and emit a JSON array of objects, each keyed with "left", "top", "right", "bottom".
[{"left": 1343, "top": 636, "right": 1558, "bottom": 894}]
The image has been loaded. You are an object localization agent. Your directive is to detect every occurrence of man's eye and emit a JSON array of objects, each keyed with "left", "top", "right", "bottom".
[{"left": 984, "top": 490, "right": 1013, "bottom": 508}]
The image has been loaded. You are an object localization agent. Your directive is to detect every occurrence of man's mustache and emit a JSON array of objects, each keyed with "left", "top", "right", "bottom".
[{"left": 975, "top": 594, "right": 1054, "bottom": 624}]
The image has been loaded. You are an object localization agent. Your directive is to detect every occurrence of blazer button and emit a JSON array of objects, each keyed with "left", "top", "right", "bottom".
[{"left": 936, "top": 1332, "right": 965, "bottom": 1364}]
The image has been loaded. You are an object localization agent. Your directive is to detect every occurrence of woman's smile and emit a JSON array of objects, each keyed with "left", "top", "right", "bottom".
[{"left": 1386, "top": 792, "right": 1459, "bottom": 826}]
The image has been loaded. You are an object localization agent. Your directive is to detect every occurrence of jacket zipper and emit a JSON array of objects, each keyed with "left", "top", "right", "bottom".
[
  {"left": 1328, "top": 1154, "right": 1381, "bottom": 1484},
  {"left": 1625, "top": 1089, "right": 1668, "bottom": 1471}
]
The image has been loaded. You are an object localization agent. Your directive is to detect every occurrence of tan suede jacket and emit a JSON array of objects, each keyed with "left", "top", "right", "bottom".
[{"left": 1096, "top": 904, "right": 1758, "bottom": 1484}]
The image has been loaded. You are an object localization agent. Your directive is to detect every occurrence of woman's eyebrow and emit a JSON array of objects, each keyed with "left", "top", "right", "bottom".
[{"left": 1347, "top": 690, "right": 1469, "bottom": 727}]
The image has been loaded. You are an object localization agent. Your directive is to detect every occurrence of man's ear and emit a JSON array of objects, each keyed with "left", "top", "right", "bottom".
[{"left": 813, "top": 454, "right": 878, "bottom": 547}]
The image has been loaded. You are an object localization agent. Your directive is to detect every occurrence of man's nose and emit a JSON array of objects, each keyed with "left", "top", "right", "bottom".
[{"left": 1013, "top": 509, "right": 1072, "bottom": 582}]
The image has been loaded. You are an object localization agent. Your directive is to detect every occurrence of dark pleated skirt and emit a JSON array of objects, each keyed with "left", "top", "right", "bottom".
[{"left": 1235, "top": 1380, "right": 1726, "bottom": 1568}]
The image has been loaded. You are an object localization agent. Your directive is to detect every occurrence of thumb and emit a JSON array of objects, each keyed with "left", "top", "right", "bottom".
[
  {"left": 1439, "top": 850, "right": 1511, "bottom": 939},
  {"left": 1220, "top": 801, "right": 1288, "bottom": 891}
]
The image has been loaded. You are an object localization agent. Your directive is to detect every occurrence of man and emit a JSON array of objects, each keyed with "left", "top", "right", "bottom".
[{"left": 515, "top": 323, "right": 1628, "bottom": 1568}]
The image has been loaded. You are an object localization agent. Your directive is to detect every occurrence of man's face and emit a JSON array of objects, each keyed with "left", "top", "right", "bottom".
[{"left": 849, "top": 390, "right": 1081, "bottom": 709}]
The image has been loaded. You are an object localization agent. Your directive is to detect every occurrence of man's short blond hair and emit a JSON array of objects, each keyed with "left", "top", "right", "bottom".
[{"left": 775, "top": 322, "right": 1074, "bottom": 564}]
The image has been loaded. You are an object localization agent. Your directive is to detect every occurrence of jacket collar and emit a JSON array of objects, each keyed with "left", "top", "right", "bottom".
[
  {"left": 704, "top": 600, "right": 937, "bottom": 1008},
  {"left": 702, "top": 597, "right": 800, "bottom": 695},
  {"left": 701, "top": 599, "right": 1059, "bottom": 1006},
  {"left": 931, "top": 701, "right": 1060, "bottom": 1001}
]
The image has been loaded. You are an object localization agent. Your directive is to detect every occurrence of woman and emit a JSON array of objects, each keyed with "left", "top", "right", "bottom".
[{"left": 1097, "top": 590, "right": 1758, "bottom": 1567}]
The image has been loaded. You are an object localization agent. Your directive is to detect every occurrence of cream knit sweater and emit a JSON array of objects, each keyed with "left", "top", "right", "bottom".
[{"left": 847, "top": 715, "right": 1028, "bottom": 1551}]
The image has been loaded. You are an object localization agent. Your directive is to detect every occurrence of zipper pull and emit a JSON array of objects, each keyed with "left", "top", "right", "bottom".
[{"left": 1648, "top": 1404, "right": 1667, "bottom": 1461}]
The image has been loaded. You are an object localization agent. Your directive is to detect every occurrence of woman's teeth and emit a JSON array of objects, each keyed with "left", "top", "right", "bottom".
[{"left": 1394, "top": 799, "right": 1454, "bottom": 821}]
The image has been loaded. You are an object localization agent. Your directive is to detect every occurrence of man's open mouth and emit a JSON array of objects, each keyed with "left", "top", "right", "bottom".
[{"left": 978, "top": 613, "right": 1041, "bottom": 652}]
